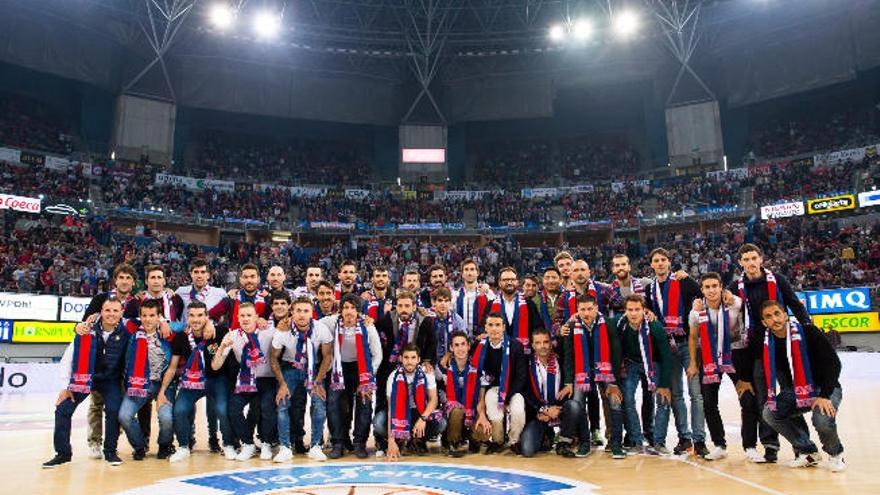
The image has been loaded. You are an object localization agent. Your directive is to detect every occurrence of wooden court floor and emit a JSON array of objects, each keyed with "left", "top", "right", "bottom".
[{"left": 2, "top": 352, "right": 879, "bottom": 495}]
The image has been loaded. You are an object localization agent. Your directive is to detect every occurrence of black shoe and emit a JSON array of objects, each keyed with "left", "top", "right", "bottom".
[
  {"left": 209, "top": 437, "right": 221, "bottom": 454},
  {"left": 294, "top": 443, "right": 309, "bottom": 454},
  {"left": 764, "top": 447, "right": 778, "bottom": 463},
  {"left": 509, "top": 443, "right": 522, "bottom": 456},
  {"left": 673, "top": 438, "right": 693, "bottom": 456},
  {"left": 42, "top": 454, "right": 71, "bottom": 469},
  {"left": 416, "top": 440, "right": 429, "bottom": 456},
  {"left": 328, "top": 444, "right": 344, "bottom": 459},
  {"left": 468, "top": 441, "right": 481, "bottom": 454},
  {"left": 556, "top": 443, "right": 576, "bottom": 458},
  {"left": 694, "top": 442, "right": 709, "bottom": 458},
  {"left": 132, "top": 449, "right": 146, "bottom": 461},
  {"left": 104, "top": 452, "right": 124, "bottom": 466},
  {"left": 343, "top": 440, "right": 354, "bottom": 452},
  {"left": 448, "top": 447, "right": 466, "bottom": 458},
  {"left": 485, "top": 443, "right": 504, "bottom": 455},
  {"left": 157, "top": 444, "right": 175, "bottom": 460},
  {"left": 353, "top": 443, "right": 368, "bottom": 459}
]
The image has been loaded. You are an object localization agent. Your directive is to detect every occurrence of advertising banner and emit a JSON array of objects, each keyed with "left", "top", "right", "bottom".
[
  {"left": 806, "top": 194, "right": 856, "bottom": 215},
  {"left": 0, "top": 293, "right": 58, "bottom": 320},
  {"left": 12, "top": 320, "right": 76, "bottom": 343}
]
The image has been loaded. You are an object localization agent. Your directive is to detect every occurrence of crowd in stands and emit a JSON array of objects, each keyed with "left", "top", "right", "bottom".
[
  {"left": 750, "top": 155, "right": 876, "bottom": 205},
  {"left": 182, "top": 131, "right": 373, "bottom": 185},
  {"left": 748, "top": 106, "right": 878, "bottom": 159},
  {"left": 0, "top": 93, "right": 75, "bottom": 156},
  {"left": 0, "top": 160, "right": 89, "bottom": 206}
]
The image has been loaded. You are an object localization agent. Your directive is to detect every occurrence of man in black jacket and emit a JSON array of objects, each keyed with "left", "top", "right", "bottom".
[
  {"left": 495, "top": 267, "right": 544, "bottom": 352},
  {"left": 44, "top": 298, "right": 130, "bottom": 468},
  {"left": 756, "top": 300, "right": 845, "bottom": 472},
  {"left": 375, "top": 290, "right": 436, "bottom": 453},
  {"left": 729, "top": 243, "right": 811, "bottom": 463}
]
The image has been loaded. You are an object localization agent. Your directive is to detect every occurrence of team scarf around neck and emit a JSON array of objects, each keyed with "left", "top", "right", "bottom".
[
  {"left": 529, "top": 354, "right": 561, "bottom": 425},
  {"left": 125, "top": 328, "right": 155, "bottom": 397},
  {"left": 739, "top": 269, "right": 785, "bottom": 334},
  {"left": 68, "top": 321, "right": 100, "bottom": 394},
  {"left": 146, "top": 290, "right": 177, "bottom": 322},
  {"left": 445, "top": 357, "right": 481, "bottom": 426},
  {"left": 189, "top": 284, "right": 210, "bottom": 303},
  {"left": 291, "top": 321, "right": 317, "bottom": 389},
  {"left": 612, "top": 277, "right": 644, "bottom": 297},
  {"left": 389, "top": 364, "right": 428, "bottom": 441},
  {"left": 492, "top": 292, "right": 530, "bottom": 353},
  {"left": 456, "top": 287, "right": 490, "bottom": 334},
  {"left": 231, "top": 289, "right": 266, "bottom": 331},
  {"left": 764, "top": 321, "right": 817, "bottom": 411},
  {"left": 653, "top": 277, "right": 686, "bottom": 339},
  {"left": 390, "top": 317, "right": 415, "bottom": 364},
  {"left": 562, "top": 290, "right": 578, "bottom": 322},
  {"left": 473, "top": 334, "right": 511, "bottom": 407},
  {"left": 179, "top": 326, "right": 207, "bottom": 390},
  {"left": 364, "top": 289, "right": 385, "bottom": 321},
  {"left": 538, "top": 290, "right": 556, "bottom": 334},
  {"left": 698, "top": 299, "right": 735, "bottom": 384},
  {"left": 586, "top": 279, "right": 604, "bottom": 313},
  {"left": 109, "top": 289, "right": 134, "bottom": 311},
  {"left": 433, "top": 313, "right": 455, "bottom": 355},
  {"left": 620, "top": 317, "right": 657, "bottom": 391},
  {"left": 572, "top": 315, "right": 614, "bottom": 392},
  {"left": 330, "top": 317, "right": 376, "bottom": 393},
  {"left": 235, "top": 328, "right": 266, "bottom": 393}
]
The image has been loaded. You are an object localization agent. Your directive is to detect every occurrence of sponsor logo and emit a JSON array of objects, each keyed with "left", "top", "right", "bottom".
[
  {"left": 118, "top": 462, "right": 597, "bottom": 495},
  {"left": 859, "top": 190, "right": 880, "bottom": 208},
  {"left": 760, "top": 201, "right": 805, "bottom": 220},
  {"left": 0, "top": 193, "right": 41, "bottom": 213},
  {"left": 813, "top": 312, "right": 880, "bottom": 333},
  {"left": 795, "top": 288, "right": 872, "bottom": 315},
  {"left": 12, "top": 321, "right": 76, "bottom": 343},
  {"left": 0, "top": 319, "right": 12, "bottom": 342},
  {"left": 806, "top": 194, "right": 855, "bottom": 214}
]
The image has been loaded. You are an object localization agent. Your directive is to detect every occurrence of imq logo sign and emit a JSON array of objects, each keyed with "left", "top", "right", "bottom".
[{"left": 118, "top": 462, "right": 598, "bottom": 495}]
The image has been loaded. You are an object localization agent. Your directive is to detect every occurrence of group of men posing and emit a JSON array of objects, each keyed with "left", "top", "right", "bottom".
[{"left": 43, "top": 244, "right": 845, "bottom": 473}]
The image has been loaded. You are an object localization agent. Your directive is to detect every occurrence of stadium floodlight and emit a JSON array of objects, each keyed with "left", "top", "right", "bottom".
[
  {"left": 253, "top": 10, "right": 282, "bottom": 39},
  {"left": 612, "top": 10, "right": 639, "bottom": 38},
  {"left": 572, "top": 19, "right": 592, "bottom": 41},
  {"left": 548, "top": 24, "right": 565, "bottom": 42},
  {"left": 209, "top": 3, "right": 236, "bottom": 30}
]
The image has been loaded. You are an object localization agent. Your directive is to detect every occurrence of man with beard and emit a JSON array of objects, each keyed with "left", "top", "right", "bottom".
[
  {"left": 532, "top": 267, "right": 562, "bottom": 339},
  {"left": 554, "top": 251, "right": 574, "bottom": 290},
  {"left": 361, "top": 265, "right": 394, "bottom": 321},
  {"left": 313, "top": 281, "right": 337, "bottom": 320},
  {"left": 266, "top": 265, "right": 296, "bottom": 299},
  {"left": 293, "top": 265, "right": 324, "bottom": 302},
  {"left": 417, "top": 264, "right": 449, "bottom": 313},
  {"left": 452, "top": 259, "right": 495, "bottom": 339},
  {"left": 335, "top": 260, "right": 360, "bottom": 301},
  {"left": 493, "top": 267, "right": 544, "bottom": 353},
  {"left": 225, "top": 263, "right": 272, "bottom": 327}
]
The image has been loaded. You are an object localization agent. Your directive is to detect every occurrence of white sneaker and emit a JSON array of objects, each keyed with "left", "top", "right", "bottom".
[
  {"left": 705, "top": 446, "right": 728, "bottom": 461},
  {"left": 223, "top": 446, "right": 237, "bottom": 461},
  {"left": 827, "top": 454, "right": 846, "bottom": 472},
  {"left": 236, "top": 443, "right": 256, "bottom": 461},
  {"left": 308, "top": 445, "right": 328, "bottom": 461},
  {"left": 789, "top": 453, "right": 820, "bottom": 468},
  {"left": 273, "top": 446, "right": 293, "bottom": 463},
  {"left": 88, "top": 443, "right": 103, "bottom": 459},
  {"left": 375, "top": 449, "right": 386, "bottom": 459},
  {"left": 744, "top": 447, "right": 766, "bottom": 463},
  {"left": 260, "top": 443, "right": 274, "bottom": 460},
  {"left": 169, "top": 447, "right": 191, "bottom": 463}
]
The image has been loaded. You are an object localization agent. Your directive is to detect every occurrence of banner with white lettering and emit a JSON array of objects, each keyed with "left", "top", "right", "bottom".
[
  {"left": 0, "top": 193, "right": 41, "bottom": 214},
  {"left": 345, "top": 189, "right": 371, "bottom": 200},
  {"left": 0, "top": 147, "right": 22, "bottom": 163},
  {"left": 0, "top": 293, "right": 59, "bottom": 320}
]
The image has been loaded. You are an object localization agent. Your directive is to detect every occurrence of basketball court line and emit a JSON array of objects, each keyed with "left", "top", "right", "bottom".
[{"left": 664, "top": 455, "right": 789, "bottom": 495}]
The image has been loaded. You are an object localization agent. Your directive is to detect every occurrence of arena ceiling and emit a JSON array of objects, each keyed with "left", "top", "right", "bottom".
[{"left": 1, "top": 0, "right": 879, "bottom": 125}]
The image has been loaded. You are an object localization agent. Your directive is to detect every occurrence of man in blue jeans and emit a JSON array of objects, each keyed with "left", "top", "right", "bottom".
[
  {"left": 756, "top": 301, "right": 845, "bottom": 472},
  {"left": 615, "top": 295, "right": 673, "bottom": 455},
  {"left": 645, "top": 248, "right": 705, "bottom": 456},
  {"left": 270, "top": 296, "right": 334, "bottom": 462},
  {"left": 159, "top": 301, "right": 237, "bottom": 462},
  {"left": 118, "top": 299, "right": 175, "bottom": 460},
  {"left": 44, "top": 298, "right": 130, "bottom": 468}
]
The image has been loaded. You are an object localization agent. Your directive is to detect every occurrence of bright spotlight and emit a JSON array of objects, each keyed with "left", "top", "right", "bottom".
[
  {"left": 253, "top": 10, "right": 282, "bottom": 39},
  {"left": 573, "top": 19, "right": 592, "bottom": 41},
  {"left": 548, "top": 24, "right": 565, "bottom": 42},
  {"left": 613, "top": 10, "right": 639, "bottom": 38},
  {"left": 209, "top": 3, "right": 235, "bottom": 30}
]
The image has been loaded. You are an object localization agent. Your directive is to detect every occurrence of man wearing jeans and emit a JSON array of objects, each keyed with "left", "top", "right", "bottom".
[
  {"left": 161, "top": 301, "right": 236, "bottom": 462},
  {"left": 43, "top": 298, "right": 130, "bottom": 468},
  {"left": 615, "top": 295, "right": 672, "bottom": 455},
  {"left": 118, "top": 300, "right": 175, "bottom": 461},
  {"left": 270, "top": 296, "right": 333, "bottom": 462},
  {"left": 645, "top": 248, "right": 704, "bottom": 456},
  {"left": 756, "top": 301, "right": 845, "bottom": 472}
]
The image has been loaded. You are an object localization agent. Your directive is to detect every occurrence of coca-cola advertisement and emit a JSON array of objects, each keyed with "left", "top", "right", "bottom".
[{"left": 0, "top": 193, "right": 42, "bottom": 213}]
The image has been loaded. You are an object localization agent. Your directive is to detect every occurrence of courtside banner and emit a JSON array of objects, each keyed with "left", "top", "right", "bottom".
[
  {"left": 0, "top": 363, "right": 66, "bottom": 394},
  {"left": 0, "top": 293, "right": 58, "bottom": 320},
  {"left": 859, "top": 190, "right": 880, "bottom": 208},
  {"left": 59, "top": 296, "right": 93, "bottom": 321},
  {"left": 806, "top": 194, "right": 855, "bottom": 214},
  {"left": 795, "top": 287, "right": 872, "bottom": 315},
  {"left": 12, "top": 321, "right": 75, "bottom": 343},
  {"left": 0, "top": 193, "right": 41, "bottom": 214},
  {"left": 760, "top": 201, "right": 804, "bottom": 220},
  {"left": 813, "top": 312, "right": 880, "bottom": 333}
]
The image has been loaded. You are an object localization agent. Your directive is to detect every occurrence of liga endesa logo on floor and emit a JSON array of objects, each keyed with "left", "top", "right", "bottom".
[{"left": 118, "top": 462, "right": 597, "bottom": 495}]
